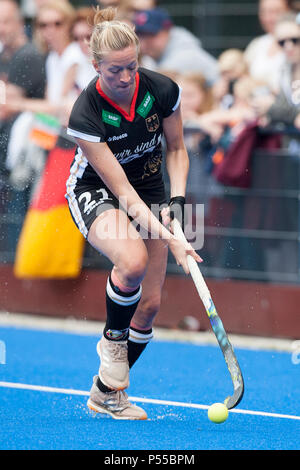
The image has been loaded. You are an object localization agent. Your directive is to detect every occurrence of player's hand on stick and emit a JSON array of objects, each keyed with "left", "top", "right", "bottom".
[
  {"left": 161, "top": 198, "right": 202, "bottom": 273},
  {"left": 161, "top": 196, "right": 185, "bottom": 232},
  {"left": 168, "top": 237, "right": 202, "bottom": 275}
]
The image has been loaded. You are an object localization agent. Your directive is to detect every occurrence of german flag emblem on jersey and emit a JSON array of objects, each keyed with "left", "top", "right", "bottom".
[{"left": 145, "top": 113, "right": 159, "bottom": 132}]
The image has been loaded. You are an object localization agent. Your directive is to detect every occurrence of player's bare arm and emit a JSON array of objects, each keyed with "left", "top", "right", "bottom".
[
  {"left": 163, "top": 104, "right": 189, "bottom": 198},
  {"left": 160, "top": 105, "right": 190, "bottom": 229}
]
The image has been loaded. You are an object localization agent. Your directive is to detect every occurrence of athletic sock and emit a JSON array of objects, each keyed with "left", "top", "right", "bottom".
[
  {"left": 96, "top": 376, "right": 113, "bottom": 394},
  {"left": 128, "top": 326, "right": 153, "bottom": 368},
  {"left": 104, "top": 274, "right": 142, "bottom": 342},
  {"left": 97, "top": 274, "right": 143, "bottom": 393},
  {"left": 97, "top": 328, "right": 153, "bottom": 393}
]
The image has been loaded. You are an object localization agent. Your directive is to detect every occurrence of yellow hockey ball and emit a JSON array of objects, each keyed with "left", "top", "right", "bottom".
[{"left": 208, "top": 403, "right": 229, "bottom": 424}]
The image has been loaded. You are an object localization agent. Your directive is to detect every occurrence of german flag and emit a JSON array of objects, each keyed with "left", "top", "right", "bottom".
[
  {"left": 29, "top": 113, "right": 61, "bottom": 151},
  {"left": 14, "top": 136, "right": 84, "bottom": 279}
]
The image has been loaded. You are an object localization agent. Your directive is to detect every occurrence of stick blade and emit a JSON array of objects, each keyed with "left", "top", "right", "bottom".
[
  {"left": 222, "top": 342, "right": 245, "bottom": 409},
  {"left": 224, "top": 382, "right": 244, "bottom": 409}
]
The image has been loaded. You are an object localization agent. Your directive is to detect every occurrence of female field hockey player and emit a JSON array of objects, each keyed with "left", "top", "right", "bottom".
[{"left": 66, "top": 7, "right": 201, "bottom": 420}]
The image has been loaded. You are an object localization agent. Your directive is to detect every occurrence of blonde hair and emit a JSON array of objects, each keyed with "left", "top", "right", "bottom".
[
  {"left": 35, "top": 0, "right": 76, "bottom": 52},
  {"left": 37, "top": 0, "right": 76, "bottom": 25},
  {"left": 90, "top": 7, "right": 140, "bottom": 64},
  {"left": 179, "top": 72, "right": 214, "bottom": 113},
  {"left": 233, "top": 76, "right": 269, "bottom": 102},
  {"left": 218, "top": 49, "right": 248, "bottom": 78}
]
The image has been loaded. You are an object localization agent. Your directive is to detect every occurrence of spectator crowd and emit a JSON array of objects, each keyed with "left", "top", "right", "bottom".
[{"left": 1, "top": 0, "right": 300, "bottom": 272}]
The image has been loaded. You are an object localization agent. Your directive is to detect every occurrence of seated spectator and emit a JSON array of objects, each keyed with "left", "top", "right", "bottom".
[
  {"left": 176, "top": 72, "right": 214, "bottom": 153},
  {"left": 35, "top": 0, "right": 81, "bottom": 112},
  {"left": 212, "top": 49, "right": 249, "bottom": 110},
  {"left": 244, "top": 0, "right": 291, "bottom": 92},
  {"left": 8, "top": 2, "right": 97, "bottom": 276},
  {"left": 0, "top": 0, "right": 46, "bottom": 251},
  {"left": 5, "top": 0, "right": 88, "bottom": 122},
  {"left": 132, "top": 7, "right": 219, "bottom": 85},
  {"left": 5, "top": 2, "right": 100, "bottom": 194},
  {"left": 199, "top": 75, "right": 281, "bottom": 191},
  {"left": 0, "top": 0, "right": 46, "bottom": 183},
  {"left": 191, "top": 76, "right": 271, "bottom": 147},
  {"left": 178, "top": 72, "right": 214, "bottom": 122},
  {"left": 70, "top": 7, "right": 96, "bottom": 92},
  {"left": 59, "top": 7, "right": 97, "bottom": 122},
  {"left": 260, "top": 12, "right": 300, "bottom": 129},
  {"left": 4, "top": 0, "right": 86, "bottom": 192}
]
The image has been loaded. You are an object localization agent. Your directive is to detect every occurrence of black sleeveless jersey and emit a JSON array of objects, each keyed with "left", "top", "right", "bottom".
[{"left": 67, "top": 67, "right": 181, "bottom": 192}]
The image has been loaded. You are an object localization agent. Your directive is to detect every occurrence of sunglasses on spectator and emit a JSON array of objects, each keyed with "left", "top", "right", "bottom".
[
  {"left": 277, "top": 37, "right": 300, "bottom": 47},
  {"left": 37, "top": 20, "right": 65, "bottom": 29},
  {"left": 73, "top": 34, "right": 92, "bottom": 42}
]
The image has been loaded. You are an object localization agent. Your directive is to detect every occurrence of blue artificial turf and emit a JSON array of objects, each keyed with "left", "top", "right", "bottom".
[{"left": 0, "top": 326, "right": 299, "bottom": 450}]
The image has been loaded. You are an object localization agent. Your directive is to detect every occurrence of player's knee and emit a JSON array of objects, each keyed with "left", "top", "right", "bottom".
[{"left": 120, "top": 250, "right": 149, "bottom": 286}]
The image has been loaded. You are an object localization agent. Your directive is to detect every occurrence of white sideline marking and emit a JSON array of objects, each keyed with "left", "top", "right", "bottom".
[{"left": 0, "top": 381, "right": 299, "bottom": 422}]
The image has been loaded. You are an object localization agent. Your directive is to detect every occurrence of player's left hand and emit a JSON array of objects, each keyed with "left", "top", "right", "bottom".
[
  {"left": 161, "top": 196, "right": 185, "bottom": 232},
  {"left": 168, "top": 237, "right": 202, "bottom": 274}
]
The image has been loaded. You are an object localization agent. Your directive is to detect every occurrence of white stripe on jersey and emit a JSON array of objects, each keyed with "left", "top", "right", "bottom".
[
  {"left": 67, "top": 127, "right": 102, "bottom": 143},
  {"left": 65, "top": 148, "right": 89, "bottom": 238},
  {"left": 172, "top": 85, "right": 182, "bottom": 112}
]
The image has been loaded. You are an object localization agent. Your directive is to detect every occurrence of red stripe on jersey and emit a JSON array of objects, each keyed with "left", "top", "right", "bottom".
[{"left": 96, "top": 72, "right": 140, "bottom": 122}]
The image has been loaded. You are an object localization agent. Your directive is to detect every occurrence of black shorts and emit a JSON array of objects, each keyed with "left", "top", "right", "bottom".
[{"left": 66, "top": 179, "right": 167, "bottom": 239}]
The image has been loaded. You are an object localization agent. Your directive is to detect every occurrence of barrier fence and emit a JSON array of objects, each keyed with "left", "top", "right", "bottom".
[{"left": 185, "top": 145, "right": 300, "bottom": 283}]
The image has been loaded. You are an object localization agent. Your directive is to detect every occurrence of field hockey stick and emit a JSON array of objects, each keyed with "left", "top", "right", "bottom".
[{"left": 172, "top": 218, "right": 244, "bottom": 409}]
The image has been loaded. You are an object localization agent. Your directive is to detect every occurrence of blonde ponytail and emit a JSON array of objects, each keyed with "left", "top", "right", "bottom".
[
  {"left": 93, "top": 6, "right": 116, "bottom": 24},
  {"left": 90, "top": 7, "right": 139, "bottom": 64}
]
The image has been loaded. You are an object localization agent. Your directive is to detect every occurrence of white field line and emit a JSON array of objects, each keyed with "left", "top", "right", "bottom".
[
  {"left": 0, "top": 380, "right": 299, "bottom": 422},
  {"left": 0, "top": 312, "right": 295, "bottom": 352}
]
